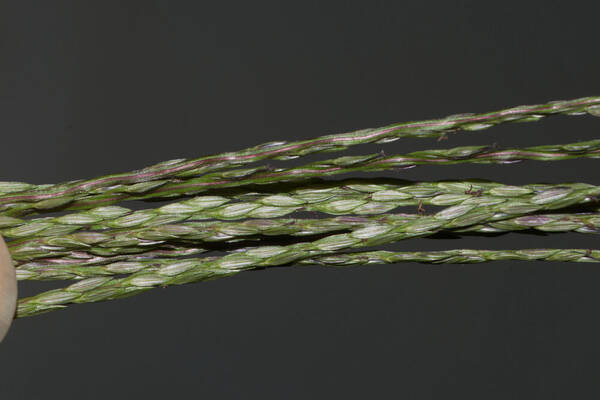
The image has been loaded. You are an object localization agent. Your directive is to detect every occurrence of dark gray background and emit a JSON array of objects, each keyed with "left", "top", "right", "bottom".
[{"left": 1, "top": 1, "right": 600, "bottom": 398}]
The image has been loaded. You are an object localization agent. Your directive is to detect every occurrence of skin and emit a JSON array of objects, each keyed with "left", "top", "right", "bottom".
[{"left": 0, "top": 235, "right": 17, "bottom": 342}]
